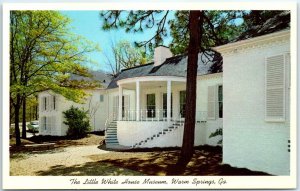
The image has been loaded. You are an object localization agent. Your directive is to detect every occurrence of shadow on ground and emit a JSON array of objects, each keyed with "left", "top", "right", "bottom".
[
  {"left": 93, "top": 146, "right": 270, "bottom": 176},
  {"left": 36, "top": 161, "right": 143, "bottom": 176},
  {"left": 31, "top": 145, "right": 270, "bottom": 176}
]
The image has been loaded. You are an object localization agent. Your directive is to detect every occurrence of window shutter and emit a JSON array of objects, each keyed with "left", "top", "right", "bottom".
[
  {"left": 265, "top": 54, "right": 285, "bottom": 121},
  {"left": 207, "top": 85, "right": 216, "bottom": 120}
]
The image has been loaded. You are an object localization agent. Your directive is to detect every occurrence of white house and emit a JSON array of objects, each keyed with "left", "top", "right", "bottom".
[
  {"left": 38, "top": 71, "right": 111, "bottom": 135},
  {"left": 38, "top": 28, "right": 290, "bottom": 175}
]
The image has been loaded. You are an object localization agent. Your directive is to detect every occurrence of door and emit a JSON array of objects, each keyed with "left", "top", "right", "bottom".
[
  {"left": 112, "top": 95, "right": 130, "bottom": 120},
  {"left": 162, "top": 93, "right": 173, "bottom": 118},
  {"left": 179, "top": 90, "right": 186, "bottom": 118},
  {"left": 146, "top": 94, "right": 156, "bottom": 118}
]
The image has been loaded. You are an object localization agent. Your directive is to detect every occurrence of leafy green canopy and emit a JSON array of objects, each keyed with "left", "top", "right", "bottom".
[
  {"left": 10, "top": 11, "right": 100, "bottom": 103},
  {"left": 100, "top": 10, "right": 289, "bottom": 56},
  {"left": 103, "top": 40, "right": 152, "bottom": 76}
]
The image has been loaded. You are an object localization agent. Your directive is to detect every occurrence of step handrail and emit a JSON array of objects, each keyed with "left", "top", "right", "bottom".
[
  {"left": 132, "top": 121, "right": 184, "bottom": 148},
  {"left": 104, "top": 113, "right": 115, "bottom": 133}
]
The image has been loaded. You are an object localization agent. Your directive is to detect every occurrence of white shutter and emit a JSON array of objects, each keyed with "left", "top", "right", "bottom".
[
  {"left": 265, "top": 54, "right": 285, "bottom": 121},
  {"left": 207, "top": 85, "right": 216, "bottom": 120}
]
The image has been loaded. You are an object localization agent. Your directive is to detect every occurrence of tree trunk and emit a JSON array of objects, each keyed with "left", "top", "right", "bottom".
[
  {"left": 178, "top": 11, "right": 203, "bottom": 166},
  {"left": 14, "top": 95, "right": 22, "bottom": 146},
  {"left": 22, "top": 97, "right": 27, "bottom": 139}
]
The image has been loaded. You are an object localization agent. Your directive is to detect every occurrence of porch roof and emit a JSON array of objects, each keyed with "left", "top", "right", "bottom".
[{"left": 107, "top": 51, "right": 222, "bottom": 89}]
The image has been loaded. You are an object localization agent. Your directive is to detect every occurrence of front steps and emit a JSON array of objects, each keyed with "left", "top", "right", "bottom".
[
  {"left": 132, "top": 121, "right": 184, "bottom": 148},
  {"left": 105, "top": 121, "right": 119, "bottom": 147}
]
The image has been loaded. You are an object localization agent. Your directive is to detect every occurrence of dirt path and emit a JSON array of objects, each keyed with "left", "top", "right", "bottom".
[{"left": 10, "top": 145, "right": 142, "bottom": 176}]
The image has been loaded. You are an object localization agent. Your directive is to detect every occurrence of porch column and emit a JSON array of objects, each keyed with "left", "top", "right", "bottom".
[
  {"left": 167, "top": 80, "right": 171, "bottom": 122},
  {"left": 118, "top": 85, "right": 123, "bottom": 121},
  {"left": 136, "top": 81, "right": 140, "bottom": 121}
]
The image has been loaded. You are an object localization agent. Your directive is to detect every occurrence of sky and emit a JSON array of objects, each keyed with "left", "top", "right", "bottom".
[{"left": 60, "top": 11, "right": 173, "bottom": 72}]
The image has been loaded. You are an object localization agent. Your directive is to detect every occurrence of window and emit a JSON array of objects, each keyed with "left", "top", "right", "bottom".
[
  {"left": 265, "top": 54, "right": 286, "bottom": 121},
  {"left": 218, "top": 85, "right": 223, "bottom": 118},
  {"left": 180, "top": 91, "right": 186, "bottom": 118},
  {"left": 122, "top": 95, "right": 130, "bottom": 118},
  {"left": 100, "top": 94, "right": 104, "bottom": 102},
  {"left": 53, "top": 96, "right": 56, "bottom": 110},
  {"left": 43, "top": 116, "right": 47, "bottom": 130},
  {"left": 43, "top": 97, "right": 47, "bottom": 111},
  {"left": 147, "top": 94, "right": 156, "bottom": 118},
  {"left": 163, "top": 93, "right": 173, "bottom": 117}
]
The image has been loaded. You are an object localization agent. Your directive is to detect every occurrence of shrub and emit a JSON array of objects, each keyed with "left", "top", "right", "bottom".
[
  {"left": 209, "top": 128, "right": 223, "bottom": 145},
  {"left": 63, "top": 106, "right": 90, "bottom": 139}
]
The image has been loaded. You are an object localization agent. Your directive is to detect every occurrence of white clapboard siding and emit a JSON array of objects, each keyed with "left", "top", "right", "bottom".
[
  {"left": 207, "top": 85, "right": 216, "bottom": 120},
  {"left": 265, "top": 54, "right": 285, "bottom": 121}
]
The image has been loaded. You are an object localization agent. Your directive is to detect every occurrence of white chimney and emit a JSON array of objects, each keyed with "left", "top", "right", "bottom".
[{"left": 154, "top": 46, "right": 172, "bottom": 67}]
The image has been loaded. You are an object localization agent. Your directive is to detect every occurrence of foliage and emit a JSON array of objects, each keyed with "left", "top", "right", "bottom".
[
  {"left": 100, "top": 11, "right": 171, "bottom": 51},
  {"left": 103, "top": 40, "right": 152, "bottom": 76},
  {"left": 10, "top": 11, "right": 101, "bottom": 103},
  {"left": 209, "top": 128, "right": 223, "bottom": 145},
  {"left": 10, "top": 10, "right": 100, "bottom": 145},
  {"left": 169, "top": 11, "right": 245, "bottom": 54},
  {"left": 63, "top": 106, "right": 91, "bottom": 139}
]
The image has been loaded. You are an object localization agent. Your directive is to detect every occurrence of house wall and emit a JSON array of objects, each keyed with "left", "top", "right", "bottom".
[
  {"left": 39, "top": 89, "right": 108, "bottom": 136},
  {"left": 196, "top": 73, "right": 223, "bottom": 146},
  {"left": 222, "top": 37, "right": 290, "bottom": 175},
  {"left": 118, "top": 121, "right": 207, "bottom": 148},
  {"left": 38, "top": 91, "right": 63, "bottom": 136},
  {"left": 115, "top": 75, "right": 223, "bottom": 148}
]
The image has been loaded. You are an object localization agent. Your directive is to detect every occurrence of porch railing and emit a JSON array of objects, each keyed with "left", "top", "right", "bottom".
[{"left": 111, "top": 109, "right": 207, "bottom": 122}]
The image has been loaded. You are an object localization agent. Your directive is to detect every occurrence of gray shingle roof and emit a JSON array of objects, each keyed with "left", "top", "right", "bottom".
[
  {"left": 71, "top": 70, "right": 112, "bottom": 88},
  {"left": 107, "top": 51, "right": 222, "bottom": 89}
]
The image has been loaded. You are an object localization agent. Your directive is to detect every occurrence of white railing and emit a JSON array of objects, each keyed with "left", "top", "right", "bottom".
[{"left": 107, "top": 109, "right": 207, "bottom": 122}]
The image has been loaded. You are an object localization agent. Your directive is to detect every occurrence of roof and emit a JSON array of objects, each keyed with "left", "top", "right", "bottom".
[
  {"left": 71, "top": 70, "right": 112, "bottom": 88},
  {"left": 107, "top": 11, "right": 290, "bottom": 89},
  {"left": 107, "top": 51, "right": 222, "bottom": 89}
]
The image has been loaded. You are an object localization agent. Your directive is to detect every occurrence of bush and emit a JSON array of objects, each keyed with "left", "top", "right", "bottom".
[
  {"left": 209, "top": 128, "right": 223, "bottom": 145},
  {"left": 63, "top": 106, "right": 90, "bottom": 139}
]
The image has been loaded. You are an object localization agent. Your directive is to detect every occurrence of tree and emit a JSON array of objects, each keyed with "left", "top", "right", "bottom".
[
  {"left": 99, "top": 10, "right": 287, "bottom": 167},
  {"left": 103, "top": 40, "right": 150, "bottom": 76},
  {"left": 63, "top": 106, "right": 91, "bottom": 139},
  {"left": 10, "top": 11, "right": 100, "bottom": 145}
]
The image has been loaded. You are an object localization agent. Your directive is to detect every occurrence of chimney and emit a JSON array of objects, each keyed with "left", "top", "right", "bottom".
[{"left": 154, "top": 46, "right": 172, "bottom": 67}]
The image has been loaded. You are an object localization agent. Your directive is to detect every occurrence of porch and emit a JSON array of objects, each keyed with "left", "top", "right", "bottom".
[
  {"left": 105, "top": 76, "right": 209, "bottom": 148},
  {"left": 110, "top": 76, "right": 207, "bottom": 122}
]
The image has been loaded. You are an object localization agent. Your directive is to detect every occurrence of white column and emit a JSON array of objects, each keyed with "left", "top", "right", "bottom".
[
  {"left": 118, "top": 85, "right": 123, "bottom": 121},
  {"left": 167, "top": 80, "right": 171, "bottom": 122},
  {"left": 136, "top": 81, "right": 140, "bottom": 121}
]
